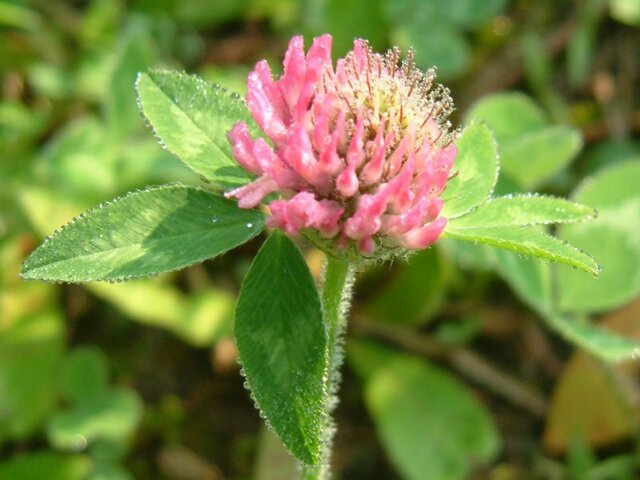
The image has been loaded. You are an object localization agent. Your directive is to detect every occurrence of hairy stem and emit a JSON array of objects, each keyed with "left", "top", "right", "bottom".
[{"left": 301, "top": 256, "right": 354, "bottom": 480}]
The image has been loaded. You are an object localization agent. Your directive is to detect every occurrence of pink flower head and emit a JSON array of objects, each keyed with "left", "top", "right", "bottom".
[{"left": 225, "top": 34, "right": 457, "bottom": 260}]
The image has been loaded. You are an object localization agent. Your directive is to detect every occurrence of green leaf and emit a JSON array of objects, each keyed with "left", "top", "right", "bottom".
[
  {"left": 438, "top": 0, "right": 507, "bottom": 28},
  {"left": 88, "top": 280, "right": 234, "bottom": 347},
  {"left": 541, "top": 312, "right": 640, "bottom": 363},
  {"left": 441, "top": 236, "right": 554, "bottom": 315},
  {"left": 61, "top": 347, "right": 109, "bottom": 405},
  {"left": 444, "top": 226, "right": 600, "bottom": 275},
  {"left": 466, "top": 93, "right": 582, "bottom": 189},
  {"left": 449, "top": 194, "right": 595, "bottom": 229},
  {"left": 47, "top": 389, "right": 143, "bottom": 451},
  {"left": 610, "top": 0, "right": 640, "bottom": 26},
  {"left": 39, "top": 116, "right": 117, "bottom": 201},
  {"left": 235, "top": 231, "right": 327, "bottom": 464},
  {"left": 394, "top": 21, "right": 471, "bottom": 79},
  {"left": 136, "top": 70, "right": 256, "bottom": 187},
  {"left": 106, "top": 20, "right": 157, "bottom": 140},
  {"left": 439, "top": 237, "right": 495, "bottom": 271},
  {"left": 581, "top": 139, "right": 640, "bottom": 176},
  {"left": 558, "top": 160, "right": 640, "bottom": 313},
  {"left": 500, "top": 126, "right": 582, "bottom": 189},
  {"left": 0, "top": 310, "right": 65, "bottom": 443},
  {"left": 465, "top": 92, "right": 546, "bottom": 144},
  {"left": 0, "top": 452, "right": 91, "bottom": 480},
  {"left": 492, "top": 249, "right": 553, "bottom": 316},
  {"left": 318, "top": 0, "right": 389, "bottom": 58},
  {"left": 364, "top": 249, "right": 446, "bottom": 326},
  {"left": 442, "top": 121, "right": 499, "bottom": 218},
  {"left": 21, "top": 185, "right": 264, "bottom": 282},
  {"left": 386, "top": 0, "right": 507, "bottom": 27},
  {"left": 349, "top": 341, "right": 500, "bottom": 480},
  {"left": 89, "top": 465, "right": 133, "bottom": 480},
  {"left": 440, "top": 239, "right": 639, "bottom": 362}
]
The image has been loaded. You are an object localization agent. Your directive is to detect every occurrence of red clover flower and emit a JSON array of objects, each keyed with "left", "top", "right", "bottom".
[{"left": 225, "top": 34, "right": 457, "bottom": 260}]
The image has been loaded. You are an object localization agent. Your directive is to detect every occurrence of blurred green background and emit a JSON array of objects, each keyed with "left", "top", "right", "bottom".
[{"left": 1, "top": 0, "right": 640, "bottom": 479}]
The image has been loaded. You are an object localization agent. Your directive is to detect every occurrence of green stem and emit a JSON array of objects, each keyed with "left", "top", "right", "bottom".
[{"left": 301, "top": 256, "right": 354, "bottom": 480}]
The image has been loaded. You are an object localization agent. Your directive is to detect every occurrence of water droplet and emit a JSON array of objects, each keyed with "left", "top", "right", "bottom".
[
  {"left": 70, "top": 434, "right": 87, "bottom": 452},
  {"left": 211, "top": 217, "right": 218, "bottom": 224},
  {"left": 246, "top": 222, "right": 253, "bottom": 228}
]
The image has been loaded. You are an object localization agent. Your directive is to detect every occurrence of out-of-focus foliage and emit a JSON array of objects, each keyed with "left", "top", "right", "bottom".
[
  {"left": 466, "top": 92, "right": 582, "bottom": 190},
  {"left": 2, "top": 0, "right": 640, "bottom": 478},
  {"left": 349, "top": 340, "right": 500, "bottom": 480}
]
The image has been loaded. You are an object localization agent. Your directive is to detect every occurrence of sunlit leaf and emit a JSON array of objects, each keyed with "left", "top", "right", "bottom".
[
  {"left": 235, "top": 231, "right": 327, "bottom": 464},
  {"left": 21, "top": 185, "right": 264, "bottom": 282},
  {"left": 88, "top": 280, "right": 234, "bottom": 347},
  {"left": 449, "top": 194, "right": 595, "bottom": 229},
  {"left": 444, "top": 225, "right": 599, "bottom": 275},
  {"left": 136, "top": 70, "right": 256, "bottom": 187},
  {"left": 610, "top": 0, "right": 640, "bottom": 26},
  {"left": 442, "top": 121, "right": 499, "bottom": 218}
]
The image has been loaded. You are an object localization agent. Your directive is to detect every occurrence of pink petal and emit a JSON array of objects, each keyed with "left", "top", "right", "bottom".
[
  {"left": 361, "top": 117, "right": 392, "bottom": 186},
  {"left": 247, "top": 67, "right": 288, "bottom": 145},
  {"left": 254, "top": 60, "right": 290, "bottom": 125},
  {"left": 227, "top": 122, "right": 261, "bottom": 175},
  {"left": 358, "top": 236, "right": 376, "bottom": 255},
  {"left": 347, "top": 112, "right": 366, "bottom": 168},
  {"left": 280, "top": 36, "right": 306, "bottom": 112},
  {"left": 252, "top": 138, "right": 299, "bottom": 189},
  {"left": 398, "top": 217, "right": 447, "bottom": 249},
  {"left": 225, "top": 176, "right": 277, "bottom": 209},
  {"left": 281, "top": 126, "right": 331, "bottom": 191},
  {"left": 317, "top": 108, "right": 346, "bottom": 175},
  {"left": 307, "top": 34, "right": 333, "bottom": 68},
  {"left": 386, "top": 122, "right": 416, "bottom": 176},
  {"left": 383, "top": 156, "right": 415, "bottom": 213},
  {"left": 352, "top": 39, "right": 369, "bottom": 72},
  {"left": 382, "top": 197, "right": 443, "bottom": 237},
  {"left": 343, "top": 192, "right": 388, "bottom": 239},
  {"left": 336, "top": 113, "right": 365, "bottom": 197},
  {"left": 267, "top": 192, "right": 344, "bottom": 237},
  {"left": 294, "top": 34, "right": 333, "bottom": 119}
]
